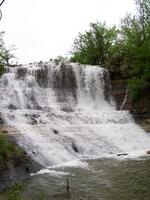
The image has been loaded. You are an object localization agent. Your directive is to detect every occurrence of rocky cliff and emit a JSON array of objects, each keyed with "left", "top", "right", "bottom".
[{"left": 111, "top": 79, "right": 150, "bottom": 132}]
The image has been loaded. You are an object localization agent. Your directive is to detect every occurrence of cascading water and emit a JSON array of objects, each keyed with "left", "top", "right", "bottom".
[
  {"left": 120, "top": 88, "right": 128, "bottom": 110},
  {"left": 0, "top": 61, "right": 150, "bottom": 167}
]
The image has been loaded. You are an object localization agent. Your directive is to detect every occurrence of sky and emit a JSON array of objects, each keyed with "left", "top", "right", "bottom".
[{"left": 0, "top": 0, "right": 136, "bottom": 64}]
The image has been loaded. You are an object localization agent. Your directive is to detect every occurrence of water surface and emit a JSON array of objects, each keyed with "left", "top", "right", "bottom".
[{"left": 22, "top": 158, "right": 150, "bottom": 200}]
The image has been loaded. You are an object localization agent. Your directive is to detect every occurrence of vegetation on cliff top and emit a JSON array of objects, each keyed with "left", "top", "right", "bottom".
[
  {"left": 0, "top": 32, "right": 15, "bottom": 76},
  {"left": 71, "top": 0, "right": 150, "bottom": 101}
]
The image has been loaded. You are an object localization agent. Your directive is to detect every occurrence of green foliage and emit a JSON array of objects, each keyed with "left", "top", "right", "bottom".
[
  {"left": 0, "top": 182, "right": 25, "bottom": 200},
  {"left": 71, "top": 0, "right": 150, "bottom": 101},
  {"left": 0, "top": 133, "right": 23, "bottom": 162},
  {"left": 0, "top": 134, "right": 13, "bottom": 161},
  {"left": 53, "top": 56, "right": 68, "bottom": 65},
  {"left": 0, "top": 31, "right": 15, "bottom": 76},
  {"left": 0, "top": 182, "right": 46, "bottom": 200},
  {"left": 121, "top": 0, "right": 150, "bottom": 100},
  {"left": 128, "top": 77, "right": 142, "bottom": 100},
  {"left": 71, "top": 22, "right": 118, "bottom": 66}
]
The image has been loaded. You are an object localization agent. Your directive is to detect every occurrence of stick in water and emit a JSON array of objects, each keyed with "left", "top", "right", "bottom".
[{"left": 66, "top": 178, "right": 70, "bottom": 193}]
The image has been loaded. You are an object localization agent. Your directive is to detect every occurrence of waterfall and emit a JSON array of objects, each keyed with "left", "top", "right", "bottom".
[
  {"left": 0, "top": 61, "right": 150, "bottom": 167},
  {"left": 120, "top": 88, "right": 128, "bottom": 110}
]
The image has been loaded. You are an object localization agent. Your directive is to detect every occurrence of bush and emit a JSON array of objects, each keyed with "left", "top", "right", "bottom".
[
  {"left": 128, "top": 77, "right": 142, "bottom": 101},
  {"left": 0, "top": 133, "right": 22, "bottom": 162},
  {"left": 71, "top": 22, "right": 118, "bottom": 66},
  {"left": 0, "top": 31, "right": 15, "bottom": 77},
  {"left": 0, "top": 182, "right": 25, "bottom": 200}
]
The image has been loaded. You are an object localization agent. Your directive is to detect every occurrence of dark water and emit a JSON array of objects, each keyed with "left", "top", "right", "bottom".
[{"left": 21, "top": 158, "right": 150, "bottom": 200}]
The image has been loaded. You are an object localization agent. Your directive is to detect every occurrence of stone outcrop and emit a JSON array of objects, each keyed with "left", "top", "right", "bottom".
[
  {"left": 34, "top": 66, "right": 48, "bottom": 88},
  {"left": 52, "top": 63, "right": 78, "bottom": 111},
  {"left": 53, "top": 63, "right": 77, "bottom": 102},
  {"left": 111, "top": 79, "right": 150, "bottom": 132},
  {"left": 0, "top": 130, "right": 41, "bottom": 192},
  {"left": 15, "top": 67, "right": 27, "bottom": 80},
  {"left": 0, "top": 113, "right": 4, "bottom": 125}
]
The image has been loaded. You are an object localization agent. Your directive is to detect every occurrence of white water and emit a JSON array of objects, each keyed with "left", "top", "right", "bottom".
[
  {"left": 0, "top": 62, "right": 150, "bottom": 167},
  {"left": 120, "top": 88, "right": 128, "bottom": 110}
]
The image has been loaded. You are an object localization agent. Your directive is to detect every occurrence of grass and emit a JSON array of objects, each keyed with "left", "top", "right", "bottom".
[
  {"left": 0, "top": 133, "right": 45, "bottom": 200},
  {"left": 0, "top": 182, "right": 46, "bottom": 200},
  {"left": 0, "top": 132, "right": 23, "bottom": 164},
  {"left": 0, "top": 182, "right": 25, "bottom": 200}
]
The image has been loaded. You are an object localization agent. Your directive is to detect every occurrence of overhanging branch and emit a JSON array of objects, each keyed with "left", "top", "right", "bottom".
[{"left": 0, "top": 0, "right": 5, "bottom": 7}]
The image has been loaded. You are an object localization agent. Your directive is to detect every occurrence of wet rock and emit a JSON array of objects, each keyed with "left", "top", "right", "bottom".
[
  {"left": 39, "top": 120, "right": 46, "bottom": 124},
  {"left": 72, "top": 142, "right": 79, "bottom": 153},
  {"left": 1, "top": 130, "right": 8, "bottom": 134},
  {"left": 35, "top": 105, "right": 42, "bottom": 110},
  {"left": 35, "top": 66, "right": 48, "bottom": 88},
  {"left": 30, "top": 117, "right": 37, "bottom": 125},
  {"left": 61, "top": 106, "right": 74, "bottom": 112},
  {"left": 25, "top": 166, "right": 30, "bottom": 173},
  {"left": 31, "top": 114, "right": 40, "bottom": 118},
  {"left": 111, "top": 79, "right": 128, "bottom": 110},
  {"left": 8, "top": 104, "right": 17, "bottom": 110},
  {"left": 24, "top": 114, "right": 40, "bottom": 125},
  {"left": 117, "top": 153, "right": 128, "bottom": 156},
  {"left": 53, "top": 129, "right": 58, "bottom": 134},
  {"left": 0, "top": 114, "right": 4, "bottom": 125},
  {"left": 26, "top": 103, "right": 41, "bottom": 111},
  {"left": 16, "top": 67, "right": 27, "bottom": 80},
  {"left": 146, "top": 150, "right": 150, "bottom": 154},
  {"left": 103, "top": 70, "right": 112, "bottom": 103},
  {"left": 53, "top": 63, "right": 77, "bottom": 107},
  {"left": 111, "top": 79, "right": 150, "bottom": 114}
]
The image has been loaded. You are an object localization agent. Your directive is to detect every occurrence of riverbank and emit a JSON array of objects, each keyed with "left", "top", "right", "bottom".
[{"left": 0, "top": 127, "right": 41, "bottom": 192}]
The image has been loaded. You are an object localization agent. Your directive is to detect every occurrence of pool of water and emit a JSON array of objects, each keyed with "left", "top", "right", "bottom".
[{"left": 21, "top": 158, "right": 150, "bottom": 200}]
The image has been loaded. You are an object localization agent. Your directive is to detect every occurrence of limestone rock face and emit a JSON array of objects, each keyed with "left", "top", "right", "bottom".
[
  {"left": 34, "top": 66, "right": 48, "bottom": 88},
  {"left": 111, "top": 79, "right": 150, "bottom": 132},
  {"left": 16, "top": 67, "right": 27, "bottom": 80},
  {"left": 0, "top": 112, "right": 4, "bottom": 125},
  {"left": 111, "top": 80, "right": 128, "bottom": 110},
  {"left": 52, "top": 63, "right": 77, "bottom": 108},
  {"left": 111, "top": 79, "right": 150, "bottom": 113}
]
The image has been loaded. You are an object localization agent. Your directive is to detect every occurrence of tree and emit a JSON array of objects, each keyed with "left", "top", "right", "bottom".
[
  {"left": 0, "top": 32, "right": 15, "bottom": 76},
  {"left": 71, "top": 22, "right": 118, "bottom": 66},
  {"left": 70, "top": 0, "right": 150, "bottom": 100},
  {"left": 0, "top": 0, "right": 5, "bottom": 7},
  {"left": 120, "top": 0, "right": 150, "bottom": 100}
]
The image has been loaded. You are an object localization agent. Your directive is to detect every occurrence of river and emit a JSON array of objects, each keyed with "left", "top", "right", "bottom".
[{"left": 21, "top": 157, "right": 150, "bottom": 200}]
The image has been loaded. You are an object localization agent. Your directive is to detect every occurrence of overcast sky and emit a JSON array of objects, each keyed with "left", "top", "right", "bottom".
[{"left": 1, "top": 0, "right": 136, "bottom": 64}]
